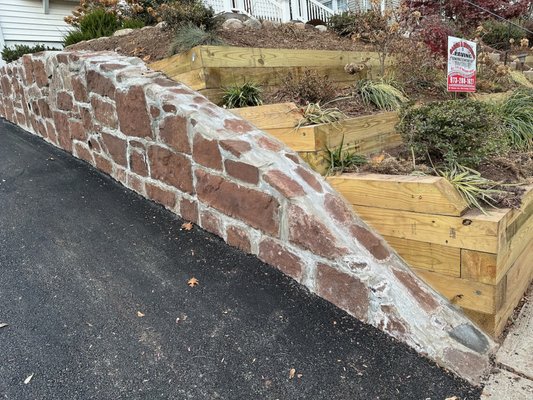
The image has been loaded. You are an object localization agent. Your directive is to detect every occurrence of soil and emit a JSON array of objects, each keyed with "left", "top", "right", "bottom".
[
  {"left": 356, "top": 145, "right": 532, "bottom": 209},
  {"left": 66, "top": 24, "right": 370, "bottom": 63}
]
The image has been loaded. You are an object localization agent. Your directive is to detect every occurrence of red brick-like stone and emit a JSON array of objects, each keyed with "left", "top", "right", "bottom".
[
  {"left": 71, "top": 76, "right": 88, "bottom": 102},
  {"left": 223, "top": 118, "right": 254, "bottom": 134},
  {"left": 91, "top": 96, "right": 117, "bottom": 129},
  {"left": 46, "top": 120, "right": 57, "bottom": 144},
  {"left": 73, "top": 142, "right": 94, "bottom": 164},
  {"left": 37, "top": 98, "right": 52, "bottom": 119},
  {"left": 146, "top": 183, "right": 176, "bottom": 209},
  {"left": 392, "top": 268, "right": 439, "bottom": 313},
  {"left": 53, "top": 111, "right": 72, "bottom": 152},
  {"left": 316, "top": 263, "right": 369, "bottom": 321},
  {"left": 79, "top": 107, "right": 94, "bottom": 132},
  {"left": 129, "top": 149, "right": 149, "bottom": 177},
  {"left": 193, "top": 134, "right": 222, "bottom": 170},
  {"left": 94, "top": 154, "right": 114, "bottom": 175},
  {"left": 195, "top": 169, "right": 279, "bottom": 235},
  {"left": 0, "top": 76, "right": 11, "bottom": 96},
  {"left": 69, "top": 120, "right": 87, "bottom": 141},
  {"left": 116, "top": 86, "right": 152, "bottom": 138},
  {"left": 180, "top": 198, "right": 198, "bottom": 224},
  {"left": 226, "top": 226, "right": 251, "bottom": 253},
  {"left": 224, "top": 160, "right": 259, "bottom": 185},
  {"left": 101, "top": 132, "right": 127, "bottom": 167},
  {"left": 296, "top": 166, "right": 322, "bottom": 192},
  {"left": 200, "top": 210, "right": 222, "bottom": 236},
  {"left": 219, "top": 139, "right": 251, "bottom": 157},
  {"left": 288, "top": 205, "right": 347, "bottom": 259},
  {"left": 32, "top": 60, "right": 48, "bottom": 87},
  {"left": 379, "top": 305, "right": 408, "bottom": 336},
  {"left": 57, "top": 91, "right": 73, "bottom": 111},
  {"left": 159, "top": 115, "right": 190, "bottom": 153},
  {"left": 258, "top": 238, "right": 303, "bottom": 281},
  {"left": 86, "top": 70, "right": 116, "bottom": 99},
  {"left": 285, "top": 153, "right": 301, "bottom": 164},
  {"left": 257, "top": 136, "right": 283, "bottom": 152},
  {"left": 16, "top": 112, "right": 27, "bottom": 127},
  {"left": 99, "top": 63, "right": 126, "bottom": 72},
  {"left": 442, "top": 348, "right": 489, "bottom": 382},
  {"left": 150, "top": 106, "right": 160, "bottom": 119},
  {"left": 162, "top": 104, "right": 176, "bottom": 113},
  {"left": 324, "top": 193, "right": 356, "bottom": 225},
  {"left": 21, "top": 55, "right": 34, "bottom": 85},
  {"left": 264, "top": 170, "right": 305, "bottom": 198},
  {"left": 350, "top": 225, "right": 390, "bottom": 261},
  {"left": 127, "top": 173, "right": 145, "bottom": 194},
  {"left": 148, "top": 145, "right": 193, "bottom": 194}
]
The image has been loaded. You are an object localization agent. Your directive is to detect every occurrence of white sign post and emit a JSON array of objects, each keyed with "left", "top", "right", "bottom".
[{"left": 447, "top": 36, "right": 477, "bottom": 93}]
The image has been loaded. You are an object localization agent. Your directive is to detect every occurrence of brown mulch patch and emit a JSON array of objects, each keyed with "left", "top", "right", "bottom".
[{"left": 66, "top": 24, "right": 371, "bottom": 63}]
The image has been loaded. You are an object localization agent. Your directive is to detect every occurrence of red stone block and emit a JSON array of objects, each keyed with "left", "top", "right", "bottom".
[
  {"left": 116, "top": 86, "right": 152, "bottom": 138},
  {"left": 86, "top": 70, "right": 116, "bottom": 99},
  {"left": 195, "top": 169, "right": 279, "bottom": 236},
  {"left": 200, "top": 210, "right": 222, "bottom": 236},
  {"left": 91, "top": 96, "right": 117, "bottom": 129},
  {"left": 71, "top": 76, "right": 88, "bottom": 103},
  {"left": 145, "top": 183, "right": 177, "bottom": 209},
  {"left": 129, "top": 149, "right": 149, "bottom": 177},
  {"left": 219, "top": 139, "right": 251, "bottom": 157},
  {"left": 193, "top": 133, "right": 222, "bottom": 170},
  {"left": 350, "top": 225, "right": 390, "bottom": 261},
  {"left": 94, "top": 154, "right": 114, "bottom": 175},
  {"left": 316, "top": 263, "right": 369, "bottom": 321},
  {"left": 258, "top": 238, "right": 303, "bottom": 281},
  {"left": 101, "top": 132, "right": 127, "bottom": 167},
  {"left": 224, "top": 160, "right": 259, "bottom": 185},
  {"left": 226, "top": 225, "right": 251, "bottom": 253},
  {"left": 159, "top": 115, "right": 190, "bottom": 153},
  {"left": 180, "top": 198, "right": 198, "bottom": 224},
  {"left": 264, "top": 170, "right": 305, "bottom": 198},
  {"left": 57, "top": 91, "right": 74, "bottom": 112},
  {"left": 148, "top": 145, "right": 193, "bottom": 194},
  {"left": 73, "top": 142, "right": 94, "bottom": 164},
  {"left": 296, "top": 166, "right": 322, "bottom": 192}
]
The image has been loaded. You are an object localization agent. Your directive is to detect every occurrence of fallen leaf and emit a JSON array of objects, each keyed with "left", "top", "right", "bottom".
[
  {"left": 181, "top": 222, "right": 193, "bottom": 231},
  {"left": 142, "top": 55, "right": 151, "bottom": 62},
  {"left": 24, "top": 374, "right": 34, "bottom": 384},
  {"left": 289, "top": 368, "right": 296, "bottom": 379},
  {"left": 0, "top": 323, "right": 8, "bottom": 329},
  {"left": 371, "top": 153, "right": 385, "bottom": 164},
  {"left": 137, "top": 311, "right": 145, "bottom": 317},
  {"left": 297, "top": 373, "right": 303, "bottom": 378},
  {"left": 187, "top": 277, "right": 199, "bottom": 287}
]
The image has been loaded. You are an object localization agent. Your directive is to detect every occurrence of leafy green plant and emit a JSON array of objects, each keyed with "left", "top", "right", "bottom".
[
  {"left": 277, "top": 69, "right": 337, "bottom": 105},
  {"left": 1, "top": 44, "right": 60, "bottom": 63},
  {"left": 296, "top": 102, "right": 346, "bottom": 128},
  {"left": 64, "top": 7, "right": 121, "bottom": 46},
  {"left": 222, "top": 82, "right": 263, "bottom": 109},
  {"left": 169, "top": 23, "right": 224, "bottom": 54},
  {"left": 325, "top": 136, "right": 367, "bottom": 174},
  {"left": 356, "top": 79, "right": 408, "bottom": 111},
  {"left": 397, "top": 100, "right": 509, "bottom": 167},
  {"left": 121, "top": 18, "right": 145, "bottom": 29},
  {"left": 328, "top": 11, "right": 357, "bottom": 37},
  {"left": 481, "top": 19, "right": 526, "bottom": 50},
  {"left": 437, "top": 163, "right": 503, "bottom": 213},
  {"left": 499, "top": 89, "right": 533, "bottom": 150}
]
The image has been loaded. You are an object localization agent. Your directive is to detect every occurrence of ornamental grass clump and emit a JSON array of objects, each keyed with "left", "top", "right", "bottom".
[
  {"left": 499, "top": 89, "right": 533, "bottom": 150},
  {"left": 356, "top": 79, "right": 408, "bottom": 111},
  {"left": 222, "top": 82, "right": 263, "bottom": 109}
]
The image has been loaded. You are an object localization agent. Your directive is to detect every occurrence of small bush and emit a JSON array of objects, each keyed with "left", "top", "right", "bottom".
[
  {"left": 499, "top": 89, "right": 533, "bottom": 150},
  {"left": 419, "top": 16, "right": 456, "bottom": 58},
  {"left": 277, "top": 69, "right": 337, "bottom": 105},
  {"left": 356, "top": 79, "right": 408, "bottom": 111},
  {"left": 121, "top": 18, "right": 145, "bottom": 29},
  {"left": 328, "top": 11, "right": 356, "bottom": 37},
  {"left": 169, "top": 23, "right": 223, "bottom": 55},
  {"left": 296, "top": 102, "right": 346, "bottom": 128},
  {"left": 222, "top": 82, "right": 263, "bottom": 109},
  {"left": 1, "top": 44, "right": 60, "bottom": 63},
  {"left": 397, "top": 100, "right": 509, "bottom": 167},
  {"left": 158, "top": 0, "right": 218, "bottom": 31},
  {"left": 481, "top": 19, "right": 526, "bottom": 50},
  {"left": 64, "top": 8, "right": 121, "bottom": 46}
]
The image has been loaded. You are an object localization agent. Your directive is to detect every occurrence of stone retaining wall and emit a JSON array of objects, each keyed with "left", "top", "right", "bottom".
[{"left": 0, "top": 51, "right": 495, "bottom": 384}]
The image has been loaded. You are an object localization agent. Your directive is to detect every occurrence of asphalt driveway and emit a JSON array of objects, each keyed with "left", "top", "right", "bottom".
[{"left": 0, "top": 118, "right": 481, "bottom": 399}]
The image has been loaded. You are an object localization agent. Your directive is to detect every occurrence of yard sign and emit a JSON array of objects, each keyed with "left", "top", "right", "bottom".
[{"left": 447, "top": 36, "right": 477, "bottom": 92}]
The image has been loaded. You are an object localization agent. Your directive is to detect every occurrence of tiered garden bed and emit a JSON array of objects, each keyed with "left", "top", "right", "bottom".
[
  {"left": 230, "top": 103, "right": 400, "bottom": 174},
  {"left": 150, "top": 45, "right": 390, "bottom": 104},
  {"left": 327, "top": 173, "right": 533, "bottom": 337}
]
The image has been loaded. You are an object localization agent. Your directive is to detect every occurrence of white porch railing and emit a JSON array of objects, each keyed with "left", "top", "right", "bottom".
[{"left": 203, "top": 0, "right": 337, "bottom": 23}]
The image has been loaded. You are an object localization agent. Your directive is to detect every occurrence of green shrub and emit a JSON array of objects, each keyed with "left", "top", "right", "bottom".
[
  {"left": 397, "top": 100, "right": 508, "bottom": 167},
  {"left": 222, "top": 82, "right": 263, "bottom": 108},
  {"left": 325, "top": 136, "right": 367, "bottom": 174},
  {"left": 64, "top": 8, "right": 121, "bottom": 46},
  {"left": 356, "top": 79, "right": 408, "bottom": 111},
  {"left": 121, "top": 18, "right": 145, "bottom": 29},
  {"left": 328, "top": 11, "right": 356, "bottom": 37},
  {"left": 499, "top": 89, "right": 533, "bottom": 150},
  {"left": 1, "top": 44, "right": 60, "bottom": 63},
  {"left": 169, "top": 23, "right": 223, "bottom": 55},
  {"left": 481, "top": 19, "right": 526, "bottom": 50},
  {"left": 158, "top": 0, "right": 218, "bottom": 31}
]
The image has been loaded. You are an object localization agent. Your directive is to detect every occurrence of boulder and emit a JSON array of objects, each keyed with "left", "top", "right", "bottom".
[
  {"left": 112, "top": 29, "right": 134, "bottom": 37},
  {"left": 222, "top": 18, "right": 245, "bottom": 30}
]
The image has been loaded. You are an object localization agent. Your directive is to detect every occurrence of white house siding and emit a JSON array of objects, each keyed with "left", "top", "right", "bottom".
[{"left": 0, "top": 0, "right": 76, "bottom": 65}]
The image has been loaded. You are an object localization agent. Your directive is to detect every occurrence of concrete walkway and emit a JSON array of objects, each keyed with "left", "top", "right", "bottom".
[
  {"left": 481, "top": 286, "right": 533, "bottom": 399},
  {"left": 0, "top": 119, "right": 482, "bottom": 399}
]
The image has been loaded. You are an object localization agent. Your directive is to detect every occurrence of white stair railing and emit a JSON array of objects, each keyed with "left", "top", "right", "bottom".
[{"left": 203, "top": 0, "right": 336, "bottom": 23}]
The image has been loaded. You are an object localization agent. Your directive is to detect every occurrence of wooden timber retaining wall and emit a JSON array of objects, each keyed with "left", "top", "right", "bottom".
[{"left": 327, "top": 173, "right": 533, "bottom": 337}]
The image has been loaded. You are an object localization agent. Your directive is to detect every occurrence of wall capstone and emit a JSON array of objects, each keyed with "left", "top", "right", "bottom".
[{"left": 0, "top": 51, "right": 496, "bottom": 384}]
